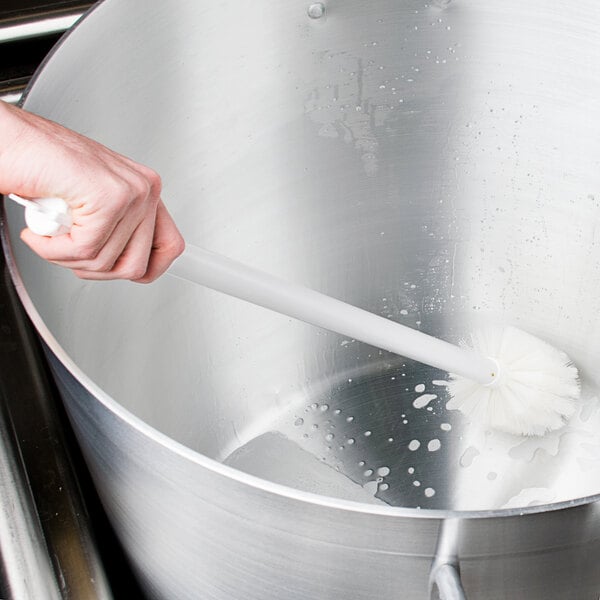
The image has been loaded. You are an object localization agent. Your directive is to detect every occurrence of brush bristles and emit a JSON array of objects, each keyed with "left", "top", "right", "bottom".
[{"left": 446, "top": 326, "right": 580, "bottom": 436}]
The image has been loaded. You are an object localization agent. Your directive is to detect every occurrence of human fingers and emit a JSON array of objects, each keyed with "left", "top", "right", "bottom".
[
  {"left": 131, "top": 200, "right": 185, "bottom": 283},
  {"left": 68, "top": 209, "right": 157, "bottom": 281},
  {"left": 20, "top": 167, "right": 161, "bottom": 271},
  {"left": 48, "top": 199, "right": 182, "bottom": 282}
]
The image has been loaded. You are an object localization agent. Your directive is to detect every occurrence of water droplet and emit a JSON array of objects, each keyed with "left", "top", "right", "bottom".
[
  {"left": 325, "top": 433, "right": 335, "bottom": 442},
  {"left": 363, "top": 480, "right": 379, "bottom": 495},
  {"left": 440, "top": 423, "right": 452, "bottom": 431},
  {"left": 428, "top": 439, "right": 442, "bottom": 452},
  {"left": 364, "top": 469, "right": 374, "bottom": 477},
  {"left": 415, "top": 384, "right": 426, "bottom": 393},
  {"left": 377, "top": 466, "right": 390, "bottom": 477},
  {"left": 307, "top": 3, "right": 325, "bottom": 19},
  {"left": 347, "top": 438, "right": 355, "bottom": 445},
  {"left": 487, "top": 472, "right": 498, "bottom": 481},
  {"left": 320, "top": 404, "right": 329, "bottom": 412},
  {"left": 424, "top": 487, "right": 436, "bottom": 497},
  {"left": 460, "top": 446, "right": 480, "bottom": 468},
  {"left": 346, "top": 416, "right": 354, "bottom": 423},
  {"left": 408, "top": 440, "right": 421, "bottom": 451},
  {"left": 364, "top": 430, "right": 372, "bottom": 437},
  {"left": 294, "top": 417, "right": 304, "bottom": 427},
  {"left": 408, "top": 467, "right": 415, "bottom": 474},
  {"left": 379, "top": 483, "right": 389, "bottom": 491},
  {"left": 413, "top": 480, "right": 421, "bottom": 487},
  {"left": 413, "top": 394, "right": 438, "bottom": 409}
]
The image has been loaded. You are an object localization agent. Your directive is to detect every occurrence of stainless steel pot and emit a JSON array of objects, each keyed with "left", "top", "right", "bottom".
[{"left": 4, "top": 0, "right": 600, "bottom": 598}]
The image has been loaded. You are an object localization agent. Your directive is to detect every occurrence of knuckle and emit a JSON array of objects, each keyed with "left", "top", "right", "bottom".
[
  {"left": 132, "top": 177, "right": 152, "bottom": 201},
  {"left": 107, "top": 171, "right": 161, "bottom": 214},
  {"left": 116, "top": 262, "right": 148, "bottom": 281},
  {"left": 145, "top": 169, "right": 162, "bottom": 197},
  {"left": 168, "top": 235, "right": 186, "bottom": 258},
  {"left": 107, "top": 179, "right": 133, "bottom": 202},
  {"left": 128, "top": 267, "right": 149, "bottom": 281},
  {"left": 133, "top": 168, "right": 162, "bottom": 201},
  {"left": 72, "top": 242, "right": 101, "bottom": 262},
  {"left": 75, "top": 248, "right": 115, "bottom": 271},
  {"left": 87, "top": 257, "right": 115, "bottom": 273}
]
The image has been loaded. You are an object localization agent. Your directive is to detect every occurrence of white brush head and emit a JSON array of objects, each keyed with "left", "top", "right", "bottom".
[{"left": 446, "top": 326, "right": 580, "bottom": 437}]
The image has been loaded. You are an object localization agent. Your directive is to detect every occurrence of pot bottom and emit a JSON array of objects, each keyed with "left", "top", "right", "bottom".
[{"left": 223, "top": 359, "right": 600, "bottom": 511}]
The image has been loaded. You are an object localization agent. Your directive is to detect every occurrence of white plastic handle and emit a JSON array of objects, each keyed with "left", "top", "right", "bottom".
[
  {"left": 6, "top": 193, "right": 496, "bottom": 383},
  {"left": 170, "top": 246, "right": 496, "bottom": 384},
  {"left": 8, "top": 194, "right": 72, "bottom": 236}
]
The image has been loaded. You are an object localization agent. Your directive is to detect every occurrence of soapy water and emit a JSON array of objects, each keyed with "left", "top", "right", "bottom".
[
  {"left": 224, "top": 360, "right": 448, "bottom": 508},
  {"left": 223, "top": 358, "right": 600, "bottom": 511}
]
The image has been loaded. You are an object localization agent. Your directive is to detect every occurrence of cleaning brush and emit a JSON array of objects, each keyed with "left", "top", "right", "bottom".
[
  {"left": 446, "top": 327, "right": 579, "bottom": 436},
  {"left": 6, "top": 194, "right": 581, "bottom": 436}
]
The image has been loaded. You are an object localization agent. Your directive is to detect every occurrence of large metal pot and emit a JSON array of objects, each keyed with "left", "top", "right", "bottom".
[{"left": 4, "top": 0, "right": 600, "bottom": 598}]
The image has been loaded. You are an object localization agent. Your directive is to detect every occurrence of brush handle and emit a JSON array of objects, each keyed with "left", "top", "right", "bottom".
[
  {"left": 8, "top": 194, "right": 72, "bottom": 236},
  {"left": 170, "top": 245, "right": 497, "bottom": 385},
  {"left": 6, "top": 194, "right": 496, "bottom": 384}
]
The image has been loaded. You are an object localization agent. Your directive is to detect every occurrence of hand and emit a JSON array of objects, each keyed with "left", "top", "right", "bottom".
[{"left": 0, "top": 101, "right": 184, "bottom": 282}]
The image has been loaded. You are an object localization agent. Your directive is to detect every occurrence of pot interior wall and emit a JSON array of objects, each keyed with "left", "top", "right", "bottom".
[{"left": 6, "top": 0, "right": 600, "bottom": 510}]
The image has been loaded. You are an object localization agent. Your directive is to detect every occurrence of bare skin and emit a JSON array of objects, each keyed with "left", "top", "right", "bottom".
[{"left": 0, "top": 100, "right": 184, "bottom": 282}]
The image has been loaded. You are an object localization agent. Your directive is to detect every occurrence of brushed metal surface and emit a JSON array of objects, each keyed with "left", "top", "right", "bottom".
[
  {"left": 0, "top": 256, "right": 114, "bottom": 600},
  {"left": 4, "top": 0, "right": 600, "bottom": 597},
  {"left": 0, "top": 403, "right": 62, "bottom": 600}
]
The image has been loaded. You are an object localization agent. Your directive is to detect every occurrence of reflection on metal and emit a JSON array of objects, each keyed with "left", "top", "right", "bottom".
[
  {"left": 431, "top": 564, "right": 466, "bottom": 600},
  {"left": 0, "top": 78, "right": 26, "bottom": 105},
  {"left": 0, "top": 12, "right": 82, "bottom": 43},
  {"left": 0, "top": 90, "right": 22, "bottom": 104},
  {"left": 6, "top": 0, "right": 600, "bottom": 598},
  {"left": 0, "top": 403, "right": 62, "bottom": 600},
  {"left": 0, "top": 257, "right": 114, "bottom": 599},
  {"left": 430, "top": 519, "right": 467, "bottom": 600}
]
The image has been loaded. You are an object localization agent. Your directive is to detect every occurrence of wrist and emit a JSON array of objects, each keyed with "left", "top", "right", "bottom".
[
  {"left": 0, "top": 101, "right": 24, "bottom": 163},
  {"left": 0, "top": 102, "right": 43, "bottom": 196}
]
